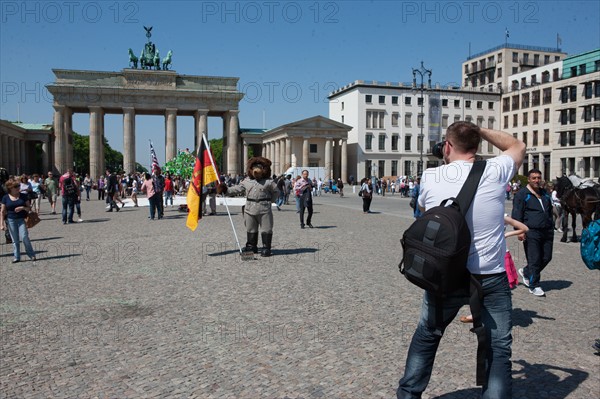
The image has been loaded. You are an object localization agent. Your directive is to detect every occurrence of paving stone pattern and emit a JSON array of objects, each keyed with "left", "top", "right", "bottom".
[{"left": 1, "top": 193, "right": 598, "bottom": 398}]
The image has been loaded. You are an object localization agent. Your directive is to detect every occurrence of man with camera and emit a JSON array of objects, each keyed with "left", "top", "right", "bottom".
[{"left": 397, "top": 122, "right": 525, "bottom": 399}]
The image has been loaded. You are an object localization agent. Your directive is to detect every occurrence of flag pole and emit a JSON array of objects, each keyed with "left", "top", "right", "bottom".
[{"left": 203, "top": 134, "right": 244, "bottom": 255}]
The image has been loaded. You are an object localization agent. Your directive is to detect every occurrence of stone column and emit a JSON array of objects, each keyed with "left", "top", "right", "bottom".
[
  {"left": 274, "top": 140, "right": 280, "bottom": 175},
  {"left": 6, "top": 137, "right": 14, "bottom": 174},
  {"left": 64, "top": 107, "right": 73, "bottom": 171},
  {"left": 285, "top": 138, "right": 291, "bottom": 171},
  {"left": 302, "top": 138, "right": 309, "bottom": 166},
  {"left": 53, "top": 105, "right": 65, "bottom": 173},
  {"left": 341, "top": 138, "right": 348, "bottom": 183},
  {"left": 19, "top": 139, "right": 26, "bottom": 174},
  {"left": 165, "top": 108, "right": 178, "bottom": 162},
  {"left": 194, "top": 109, "right": 209, "bottom": 151},
  {"left": 123, "top": 107, "right": 136, "bottom": 174},
  {"left": 42, "top": 139, "right": 50, "bottom": 174},
  {"left": 325, "top": 138, "right": 333, "bottom": 180},
  {"left": 279, "top": 139, "right": 286, "bottom": 173},
  {"left": 243, "top": 142, "right": 249, "bottom": 171},
  {"left": 227, "top": 110, "right": 240, "bottom": 176},
  {"left": 268, "top": 142, "right": 274, "bottom": 163},
  {"left": 89, "top": 106, "right": 104, "bottom": 180}
]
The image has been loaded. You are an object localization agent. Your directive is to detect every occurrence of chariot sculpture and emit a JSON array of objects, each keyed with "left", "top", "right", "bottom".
[{"left": 127, "top": 26, "right": 173, "bottom": 71}]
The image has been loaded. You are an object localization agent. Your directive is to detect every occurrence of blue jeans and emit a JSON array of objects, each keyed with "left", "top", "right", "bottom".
[
  {"left": 6, "top": 218, "right": 35, "bottom": 261},
  {"left": 276, "top": 191, "right": 285, "bottom": 207},
  {"left": 61, "top": 196, "right": 75, "bottom": 223},
  {"left": 397, "top": 273, "right": 513, "bottom": 399},
  {"left": 522, "top": 228, "right": 553, "bottom": 289},
  {"left": 148, "top": 195, "right": 159, "bottom": 219},
  {"left": 164, "top": 191, "right": 173, "bottom": 206}
]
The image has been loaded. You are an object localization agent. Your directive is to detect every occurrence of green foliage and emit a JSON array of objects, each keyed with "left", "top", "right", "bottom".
[
  {"left": 513, "top": 174, "right": 528, "bottom": 188},
  {"left": 209, "top": 138, "right": 223, "bottom": 171},
  {"left": 163, "top": 151, "right": 196, "bottom": 179}
]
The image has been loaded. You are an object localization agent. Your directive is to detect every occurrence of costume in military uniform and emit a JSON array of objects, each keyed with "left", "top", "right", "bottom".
[{"left": 219, "top": 157, "right": 279, "bottom": 257}]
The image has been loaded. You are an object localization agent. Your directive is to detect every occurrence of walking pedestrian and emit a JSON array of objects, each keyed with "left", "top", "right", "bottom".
[
  {"left": 294, "top": 170, "right": 314, "bottom": 228},
  {"left": 1, "top": 179, "right": 37, "bottom": 263}
]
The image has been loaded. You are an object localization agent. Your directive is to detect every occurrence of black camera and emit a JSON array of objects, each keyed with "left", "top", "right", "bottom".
[{"left": 432, "top": 141, "right": 446, "bottom": 159}]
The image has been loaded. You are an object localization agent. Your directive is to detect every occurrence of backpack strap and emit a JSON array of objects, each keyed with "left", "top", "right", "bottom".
[{"left": 455, "top": 160, "right": 486, "bottom": 216}]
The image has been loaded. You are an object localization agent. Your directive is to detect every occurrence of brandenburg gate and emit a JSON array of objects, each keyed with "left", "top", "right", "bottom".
[{"left": 46, "top": 68, "right": 244, "bottom": 178}]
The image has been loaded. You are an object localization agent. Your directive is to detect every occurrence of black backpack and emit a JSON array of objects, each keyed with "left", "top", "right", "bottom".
[
  {"left": 399, "top": 160, "right": 488, "bottom": 386},
  {"left": 63, "top": 176, "right": 77, "bottom": 197}
]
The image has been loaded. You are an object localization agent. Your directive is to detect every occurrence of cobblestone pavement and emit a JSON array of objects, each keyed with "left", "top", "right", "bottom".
[{"left": 1, "top": 192, "right": 598, "bottom": 398}]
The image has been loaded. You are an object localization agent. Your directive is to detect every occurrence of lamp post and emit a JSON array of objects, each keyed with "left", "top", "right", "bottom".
[{"left": 412, "top": 61, "right": 432, "bottom": 177}]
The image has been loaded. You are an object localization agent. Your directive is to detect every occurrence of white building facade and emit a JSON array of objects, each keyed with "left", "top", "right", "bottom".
[{"left": 328, "top": 81, "right": 501, "bottom": 180}]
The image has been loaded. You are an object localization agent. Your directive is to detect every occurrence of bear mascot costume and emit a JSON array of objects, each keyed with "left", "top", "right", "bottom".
[{"left": 218, "top": 157, "right": 279, "bottom": 257}]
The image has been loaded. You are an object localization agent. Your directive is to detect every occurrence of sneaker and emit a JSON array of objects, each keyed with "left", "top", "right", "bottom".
[
  {"left": 557, "top": 228, "right": 563, "bottom": 233},
  {"left": 77, "top": 218, "right": 83, "bottom": 223},
  {"left": 529, "top": 287, "right": 545, "bottom": 296},
  {"left": 518, "top": 268, "right": 530, "bottom": 287}
]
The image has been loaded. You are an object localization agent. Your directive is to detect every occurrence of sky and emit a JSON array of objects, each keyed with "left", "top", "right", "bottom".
[{"left": 1, "top": 0, "right": 599, "bottom": 170}]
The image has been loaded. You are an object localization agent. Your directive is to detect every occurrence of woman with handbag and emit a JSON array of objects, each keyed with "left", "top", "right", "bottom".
[{"left": 1, "top": 179, "right": 37, "bottom": 263}]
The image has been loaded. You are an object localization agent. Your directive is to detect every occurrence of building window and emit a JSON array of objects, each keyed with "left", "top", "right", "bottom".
[
  {"left": 465, "top": 115, "right": 473, "bottom": 123},
  {"left": 543, "top": 88, "right": 552, "bottom": 104},
  {"left": 442, "top": 114, "right": 449, "bottom": 128},
  {"left": 504, "top": 115, "right": 509, "bottom": 129},
  {"left": 569, "top": 131, "right": 576, "bottom": 146},
  {"left": 488, "top": 117, "right": 494, "bottom": 129},
  {"left": 512, "top": 52, "right": 518, "bottom": 62},
  {"left": 544, "top": 55, "right": 550, "bottom": 64},
  {"left": 379, "top": 95, "right": 385, "bottom": 104},
  {"left": 512, "top": 114, "right": 518, "bottom": 127},
  {"left": 532, "top": 90, "right": 540, "bottom": 106},
  {"left": 442, "top": 99, "right": 448, "bottom": 107},
  {"left": 584, "top": 82, "right": 593, "bottom": 99},
  {"left": 498, "top": 53, "right": 502, "bottom": 62},
  {"left": 417, "top": 113, "right": 424, "bottom": 128},
  {"left": 392, "top": 96, "right": 398, "bottom": 105},
  {"left": 553, "top": 68, "right": 559, "bottom": 81},
  {"left": 596, "top": 82, "right": 600, "bottom": 97},
  {"left": 404, "top": 160, "right": 412, "bottom": 176},
  {"left": 523, "top": 131, "right": 528, "bottom": 146},
  {"left": 569, "top": 86, "right": 577, "bottom": 102},
  {"left": 378, "top": 160, "right": 385, "bottom": 178},
  {"left": 595, "top": 105, "right": 600, "bottom": 121},
  {"left": 512, "top": 95, "right": 519, "bottom": 111},
  {"left": 521, "top": 93, "right": 530, "bottom": 108},
  {"left": 533, "top": 130, "right": 538, "bottom": 146},
  {"left": 392, "top": 112, "right": 399, "bottom": 127},
  {"left": 341, "top": 102, "right": 344, "bottom": 111},
  {"left": 512, "top": 67, "right": 518, "bottom": 74},
  {"left": 405, "top": 135, "right": 412, "bottom": 151},
  {"left": 533, "top": 110, "right": 539, "bottom": 125},
  {"left": 477, "top": 116, "right": 484, "bottom": 127},
  {"left": 503, "top": 98, "right": 510, "bottom": 112},
  {"left": 365, "top": 134, "right": 373, "bottom": 150},
  {"left": 378, "top": 134, "right": 386, "bottom": 150},
  {"left": 341, "top": 115, "right": 344, "bottom": 123},
  {"left": 583, "top": 129, "right": 592, "bottom": 145},
  {"left": 454, "top": 99, "right": 460, "bottom": 108},
  {"left": 366, "top": 111, "right": 371, "bottom": 128},
  {"left": 309, "top": 144, "right": 318, "bottom": 153},
  {"left": 392, "top": 134, "right": 399, "bottom": 151},
  {"left": 570, "top": 66, "right": 577, "bottom": 77},
  {"left": 560, "top": 110, "right": 568, "bottom": 125},
  {"left": 417, "top": 97, "right": 423, "bottom": 106},
  {"left": 379, "top": 112, "right": 385, "bottom": 128},
  {"left": 454, "top": 115, "right": 461, "bottom": 123},
  {"left": 543, "top": 129, "right": 549, "bottom": 145},
  {"left": 365, "top": 95, "right": 372, "bottom": 103},
  {"left": 488, "top": 101, "right": 494, "bottom": 110},
  {"left": 391, "top": 160, "right": 398, "bottom": 176},
  {"left": 560, "top": 132, "right": 567, "bottom": 147},
  {"left": 497, "top": 67, "right": 502, "bottom": 78},
  {"left": 405, "top": 113, "right": 412, "bottom": 127},
  {"left": 544, "top": 108, "right": 550, "bottom": 123},
  {"left": 465, "top": 100, "right": 471, "bottom": 108},
  {"left": 560, "top": 87, "right": 569, "bottom": 103},
  {"left": 405, "top": 96, "right": 412, "bottom": 105},
  {"left": 477, "top": 101, "right": 483, "bottom": 109},
  {"left": 594, "top": 128, "right": 600, "bottom": 144},
  {"left": 523, "top": 112, "right": 528, "bottom": 126},
  {"left": 569, "top": 108, "right": 576, "bottom": 124},
  {"left": 584, "top": 106, "right": 592, "bottom": 122},
  {"left": 542, "top": 71, "right": 550, "bottom": 83},
  {"left": 531, "top": 74, "right": 537, "bottom": 84},
  {"left": 488, "top": 141, "right": 493, "bottom": 153}
]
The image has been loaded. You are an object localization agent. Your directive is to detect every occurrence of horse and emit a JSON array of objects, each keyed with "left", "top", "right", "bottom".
[
  {"left": 555, "top": 176, "right": 600, "bottom": 242},
  {"left": 162, "top": 50, "right": 173, "bottom": 71},
  {"left": 153, "top": 50, "right": 161, "bottom": 70},
  {"left": 128, "top": 48, "right": 138, "bottom": 69}
]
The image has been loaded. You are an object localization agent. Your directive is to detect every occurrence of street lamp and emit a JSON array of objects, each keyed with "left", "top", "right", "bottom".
[{"left": 412, "top": 61, "right": 432, "bottom": 177}]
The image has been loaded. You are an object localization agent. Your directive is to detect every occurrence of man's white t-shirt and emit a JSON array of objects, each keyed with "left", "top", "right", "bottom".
[{"left": 418, "top": 155, "right": 516, "bottom": 274}]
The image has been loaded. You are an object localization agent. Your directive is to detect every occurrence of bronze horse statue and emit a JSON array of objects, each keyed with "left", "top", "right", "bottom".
[
  {"left": 555, "top": 176, "right": 600, "bottom": 242},
  {"left": 128, "top": 48, "right": 138, "bottom": 68}
]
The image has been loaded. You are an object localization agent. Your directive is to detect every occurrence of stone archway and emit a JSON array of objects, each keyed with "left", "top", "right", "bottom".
[{"left": 46, "top": 69, "right": 244, "bottom": 178}]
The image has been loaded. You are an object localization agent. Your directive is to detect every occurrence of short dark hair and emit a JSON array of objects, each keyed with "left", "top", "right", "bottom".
[
  {"left": 527, "top": 169, "right": 542, "bottom": 177},
  {"left": 446, "top": 121, "right": 481, "bottom": 153}
]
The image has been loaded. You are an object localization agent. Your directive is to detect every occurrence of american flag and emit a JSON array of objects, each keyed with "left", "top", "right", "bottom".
[{"left": 150, "top": 140, "right": 160, "bottom": 174}]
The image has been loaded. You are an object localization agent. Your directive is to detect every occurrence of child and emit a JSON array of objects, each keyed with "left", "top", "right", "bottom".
[{"left": 460, "top": 214, "right": 528, "bottom": 323}]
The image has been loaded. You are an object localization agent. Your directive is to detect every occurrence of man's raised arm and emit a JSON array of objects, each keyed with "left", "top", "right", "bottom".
[{"left": 479, "top": 127, "right": 526, "bottom": 169}]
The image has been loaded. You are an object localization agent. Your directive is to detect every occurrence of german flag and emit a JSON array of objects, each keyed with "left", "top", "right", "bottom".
[{"left": 186, "top": 135, "right": 219, "bottom": 231}]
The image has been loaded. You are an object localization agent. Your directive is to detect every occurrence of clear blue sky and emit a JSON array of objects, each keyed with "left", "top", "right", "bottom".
[{"left": 2, "top": 1, "right": 599, "bottom": 169}]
